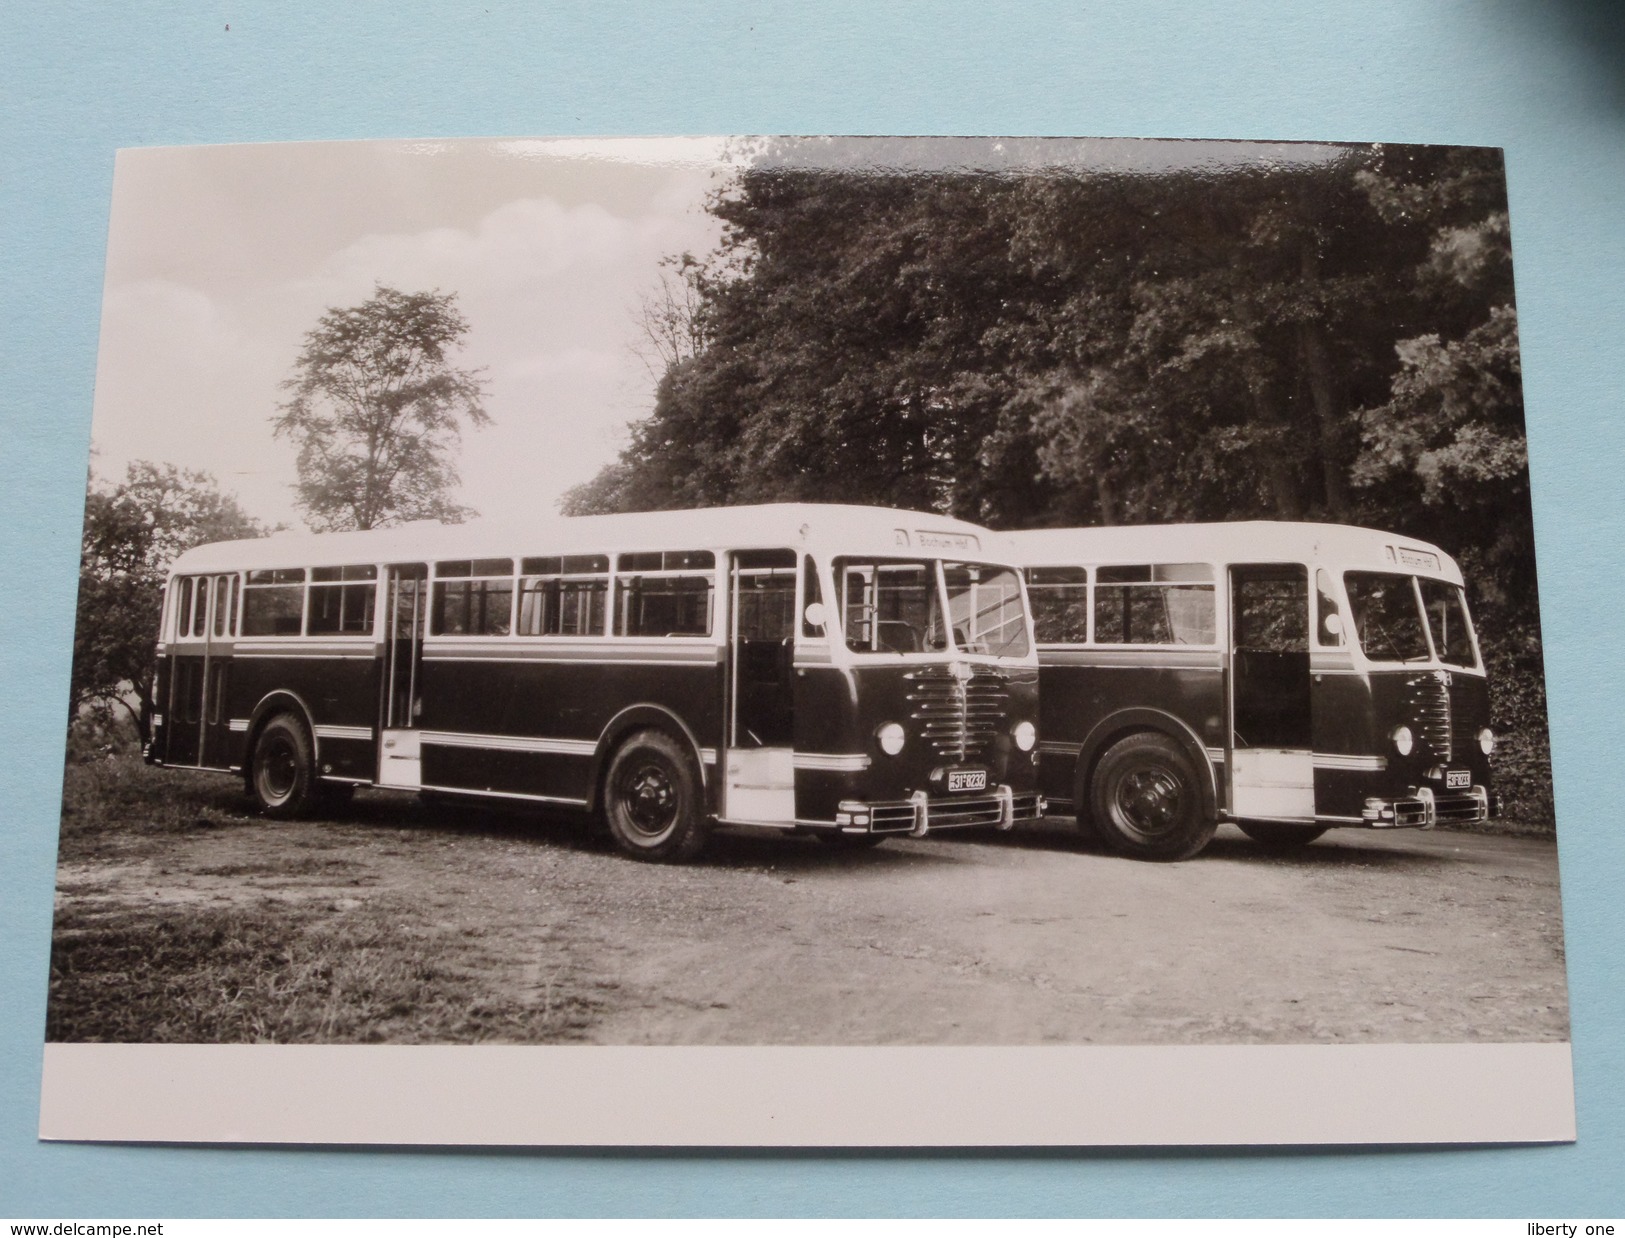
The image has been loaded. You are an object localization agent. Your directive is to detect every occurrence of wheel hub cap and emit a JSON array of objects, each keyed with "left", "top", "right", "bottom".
[
  {"left": 624, "top": 765, "right": 677, "bottom": 835},
  {"left": 1117, "top": 767, "right": 1181, "bottom": 834}
]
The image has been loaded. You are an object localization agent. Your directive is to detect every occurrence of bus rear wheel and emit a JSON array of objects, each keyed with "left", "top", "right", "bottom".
[
  {"left": 1089, "top": 732, "right": 1216, "bottom": 862},
  {"left": 249, "top": 713, "right": 321, "bottom": 819},
  {"left": 603, "top": 730, "right": 709, "bottom": 863},
  {"left": 1238, "top": 821, "right": 1328, "bottom": 849}
]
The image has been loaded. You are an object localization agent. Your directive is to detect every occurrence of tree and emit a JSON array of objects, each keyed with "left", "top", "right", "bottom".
[
  {"left": 631, "top": 253, "right": 713, "bottom": 379},
  {"left": 71, "top": 462, "right": 266, "bottom": 743},
  {"left": 274, "top": 285, "right": 489, "bottom": 531},
  {"left": 569, "top": 139, "right": 1550, "bottom": 821}
]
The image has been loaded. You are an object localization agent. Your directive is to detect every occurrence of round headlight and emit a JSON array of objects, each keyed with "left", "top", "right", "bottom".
[
  {"left": 1478, "top": 727, "right": 1496, "bottom": 756},
  {"left": 1012, "top": 720, "right": 1037, "bottom": 752},
  {"left": 1392, "top": 725, "right": 1414, "bottom": 756},
  {"left": 877, "top": 722, "right": 906, "bottom": 755}
]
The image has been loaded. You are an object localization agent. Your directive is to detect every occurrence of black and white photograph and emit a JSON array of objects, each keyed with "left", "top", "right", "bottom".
[{"left": 44, "top": 135, "right": 1570, "bottom": 1142}]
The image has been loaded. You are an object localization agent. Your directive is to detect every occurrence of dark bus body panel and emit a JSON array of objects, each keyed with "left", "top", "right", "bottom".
[
  {"left": 1034, "top": 657, "right": 1495, "bottom": 826},
  {"left": 415, "top": 651, "right": 725, "bottom": 807},
  {"left": 792, "top": 662, "right": 1040, "bottom": 825},
  {"left": 1036, "top": 659, "right": 1225, "bottom": 810},
  {"left": 1310, "top": 669, "right": 1492, "bottom": 819},
  {"left": 229, "top": 649, "right": 381, "bottom": 782}
]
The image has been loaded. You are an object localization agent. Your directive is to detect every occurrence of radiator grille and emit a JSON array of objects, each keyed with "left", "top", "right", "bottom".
[
  {"left": 1405, "top": 674, "right": 1453, "bottom": 759},
  {"left": 906, "top": 666, "right": 1008, "bottom": 763}
]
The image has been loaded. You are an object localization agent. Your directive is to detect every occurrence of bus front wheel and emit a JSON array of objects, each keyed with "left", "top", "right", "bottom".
[
  {"left": 603, "top": 730, "right": 709, "bottom": 863},
  {"left": 1089, "top": 732, "right": 1216, "bottom": 862},
  {"left": 249, "top": 713, "right": 321, "bottom": 819},
  {"left": 1238, "top": 821, "right": 1328, "bottom": 849}
]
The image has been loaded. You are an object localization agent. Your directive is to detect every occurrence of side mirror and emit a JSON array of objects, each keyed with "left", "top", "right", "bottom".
[{"left": 803, "top": 602, "right": 826, "bottom": 629}]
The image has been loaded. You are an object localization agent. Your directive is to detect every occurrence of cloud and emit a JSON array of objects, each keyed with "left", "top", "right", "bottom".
[{"left": 88, "top": 145, "right": 724, "bottom": 529}]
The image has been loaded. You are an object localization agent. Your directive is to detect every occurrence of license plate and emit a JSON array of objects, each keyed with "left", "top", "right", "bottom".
[
  {"left": 948, "top": 769, "right": 987, "bottom": 793},
  {"left": 1445, "top": 769, "right": 1471, "bottom": 789}
]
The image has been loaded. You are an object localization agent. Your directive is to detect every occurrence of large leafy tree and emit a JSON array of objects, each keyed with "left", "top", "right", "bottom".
[
  {"left": 275, "top": 285, "right": 489, "bottom": 531},
  {"left": 71, "top": 462, "right": 266, "bottom": 743},
  {"left": 570, "top": 140, "right": 1548, "bottom": 820}
]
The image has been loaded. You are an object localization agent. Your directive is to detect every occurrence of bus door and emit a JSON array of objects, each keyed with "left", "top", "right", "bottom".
[
  {"left": 378, "top": 563, "right": 427, "bottom": 788},
  {"left": 723, "top": 549, "right": 798, "bottom": 823},
  {"left": 1227, "top": 564, "right": 1314, "bottom": 820},
  {"left": 167, "top": 573, "right": 235, "bottom": 768},
  {"left": 198, "top": 573, "right": 237, "bottom": 769}
]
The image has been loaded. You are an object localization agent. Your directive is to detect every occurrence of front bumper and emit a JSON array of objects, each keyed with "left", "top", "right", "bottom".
[
  {"left": 835, "top": 786, "right": 1043, "bottom": 836},
  {"left": 1362, "top": 784, "right": 1494, "bottom": 828}
]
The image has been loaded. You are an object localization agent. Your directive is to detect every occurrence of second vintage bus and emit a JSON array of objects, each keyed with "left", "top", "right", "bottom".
[{"left": 1011, "top": 521, "right": 1498, "bottom": 860}]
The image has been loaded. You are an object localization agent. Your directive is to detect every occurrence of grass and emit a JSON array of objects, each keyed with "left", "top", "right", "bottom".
[
  {"left": 49, "top": 729, "right": 607, "bottom": 1044},
  {"left": 56, "top": 739, "right": 258, "bottom": 866},
  {"left": 48, "top": 898, "right": 600, "bottom": 1044}
]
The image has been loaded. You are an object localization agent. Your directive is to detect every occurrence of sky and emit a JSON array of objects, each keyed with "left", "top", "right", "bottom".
[
  {"left": 88, "top": 137, "right": 732, "bottom": 528},
  {"left": 86, "top": 135, "right": 1357, "bottom": 531}
]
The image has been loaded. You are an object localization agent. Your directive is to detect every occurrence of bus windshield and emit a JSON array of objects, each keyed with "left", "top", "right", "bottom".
[
  {"left": 836, "top": 558, "right": 1029, "bottom": 657},
  {"left": 943, "top": 563, "right": 1030, "bottom": 657},
  {"left": 1344, "top": 571, "right": 1475, "bottom": 666},
  {"left": 1419, "top": 578, "right": 1479, "bottom": 668}
]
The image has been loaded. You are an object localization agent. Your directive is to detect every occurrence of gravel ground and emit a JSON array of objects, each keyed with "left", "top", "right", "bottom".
[{"left": 48, "top": 776, "right": 1571, "bottom": 1045}]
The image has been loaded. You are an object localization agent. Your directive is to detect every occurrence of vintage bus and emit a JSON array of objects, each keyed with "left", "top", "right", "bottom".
[
  {"left": 1010, "top": 522, "right": 1498, "bottom": 861},
  {"left": 149, "top": 504, "right": 1042, "bottom": 861}
]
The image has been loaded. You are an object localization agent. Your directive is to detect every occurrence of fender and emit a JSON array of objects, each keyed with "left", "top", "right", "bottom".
[
  {"left": 242, "top": 689, "right": 322, "bottom": 773},
  {"left": 590, "top": 704, "right": 714, "bottom": 814},
  {"left": 1074, "top": 707, "right": 1219, "bottom": 826}
]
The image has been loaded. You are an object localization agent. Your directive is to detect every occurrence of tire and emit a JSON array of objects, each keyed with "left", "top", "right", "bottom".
[
  {"left": 1088, "top": 732, "right": 1216, "bottom": 861},
  {"left": 602, "top": 729, "right": 709, "bottom": 862},
  {"left": 1238, "top": 820, "right": 1328, "bottom": 849},
  {"left": 248, "top": 713, "right": 321, "bottom": 818},
  {"left": 815, "top": 831, "right": 887, "bottom": 850}
]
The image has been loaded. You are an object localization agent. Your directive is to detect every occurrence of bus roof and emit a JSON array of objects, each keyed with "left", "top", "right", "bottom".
[
  {"left": 167, "top": 503, "right": 1015, "bottom": 576},
  {"left": 1009, "top": 521, "right": 1465, "bottom": 585}
]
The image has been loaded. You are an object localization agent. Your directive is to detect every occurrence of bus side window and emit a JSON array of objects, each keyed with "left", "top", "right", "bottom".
[
  {"left": 172, "top": 577, "right": 193, "bottom": 639},
  {"left": 212, "top": 576, "right": 231, "bottom": 637},
  {"left": 518, "top": 554, "right": 609, "bottom": 636},
  {"left": 1025, "top": 566, "right": 1088, "bottom": 644},
  {"left": 433, "top": 558, "right": 514, "bottom": 636},
  {"left": 1095, "top": 564, "right": 1214, "bottom": 645},
  {"left": 309, "top": 565, "right": 379, "bottom": 635},
  {"left": 615, "top": 551, "right": 715, "bottom": 637},
  {"left": 1315, "top": 568, "right": 1345, "bottom": 646},
  {"left": 242, "top": 569, "right": 306, "bottom": 636},
  {"left": 188, "top": 576, "right": 207, "bottom": 637}
]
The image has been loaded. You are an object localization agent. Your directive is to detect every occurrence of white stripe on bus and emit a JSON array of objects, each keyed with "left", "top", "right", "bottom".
[
  {"left": 313, "top": 725, "right": 374, "bottom": 742},
  {"left": 792, "top": 753, "right": 873, "bottom": 772},
  {"left": 419, "top": 731, "right": 597, "bottom": 756}
]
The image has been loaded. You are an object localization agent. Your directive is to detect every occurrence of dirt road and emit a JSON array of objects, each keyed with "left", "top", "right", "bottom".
[{"left": 50, "top": 767, "right": 1569, "bottom": 1045}]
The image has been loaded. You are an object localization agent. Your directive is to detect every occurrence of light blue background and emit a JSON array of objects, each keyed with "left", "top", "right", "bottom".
[{"left": 3, "top": 0, "right": 1621, "bottom": 1217}]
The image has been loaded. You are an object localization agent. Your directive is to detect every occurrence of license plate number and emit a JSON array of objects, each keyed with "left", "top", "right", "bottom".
[
  {"left": 1446, "top": 769, "right": 1471, "bottom": 789},
  {"left": 948, "top": 769, "right": 987, "bottom": 793}
]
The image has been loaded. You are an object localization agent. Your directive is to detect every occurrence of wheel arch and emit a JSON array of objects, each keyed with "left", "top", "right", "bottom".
[
  {"left": 242, "top": 690, "right": 321, "bottom": 776},
  {"left": 589, "top": 704, "right": 712, "bottom": 814},
  {"left": 1074, "top": 707, "right": 1218, "bottom": 827}
]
